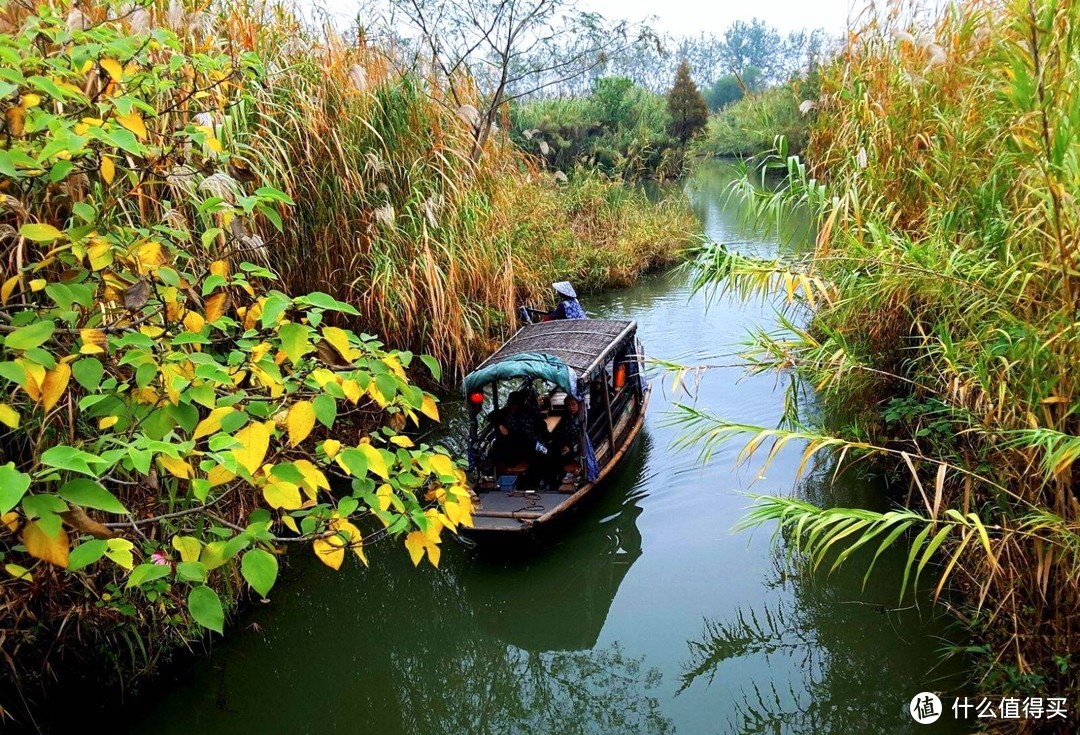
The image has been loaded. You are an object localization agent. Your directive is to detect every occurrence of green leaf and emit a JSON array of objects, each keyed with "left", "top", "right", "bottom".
[
  {"left": 254, "top": 186, "right": 295, "bottom": 205},
  {"left": 336, "top": 448, "right": 367, "bottom": 478},
  {"left": 68, "top": 540, "right": 108, "bottom": 571},
  {"left": 241, "top": 548, "right": 278, "bottom": 597},
  {"left": 19, "top": 223, "right": 63, "bottom": 242},
  {"left": 40, "top": 445, "right": 107, "bottom": 477},
  {"left": 176, "top": 560, "right": 208, "bottom": 583},
  {"left": 0, "top": 463, "right": 31, "bottom": 514},
  {"left": 295, "top": 291, "right": 359, "bottom": 315},
  {"left": 188, "top": 585, "right": 224, "bottom": 633},
  {"left": 312, "top": 394, "right": 336, "bottom": 428},
  {"left": 72, "top": 357, "right": 105, "bottom": 391},
  {"left": 278, "top": 322, "right": 312, "bottom": 365},
  {"left": 4, "top": 320, "right": 55, "bottom": 351},
  {"left": 58, "top": 479, "right": 128, "bottom": 514},
  {"left": 0, "top": 361, "right": 27, "bottom": 386},
  {"left": 126, "top": 562, "right": 172, "bottom": 588},
  {"left": 419, "top": 354, "right": 442, "bottom": 381}
]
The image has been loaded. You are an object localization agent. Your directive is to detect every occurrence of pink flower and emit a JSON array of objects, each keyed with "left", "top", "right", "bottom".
[{"left": 151, "top": 552, "right": 170, "bottom": 566}]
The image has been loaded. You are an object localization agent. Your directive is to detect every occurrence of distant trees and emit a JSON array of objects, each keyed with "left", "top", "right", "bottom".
[
  {"left": 596, "top": 20, "right": 832, "bottom": 98},
  {"left": 386, "top": 0, "right": 652, "bottom": 161},
  {"left": 666, "top": 60, "right": 708, "bottom": 143}
]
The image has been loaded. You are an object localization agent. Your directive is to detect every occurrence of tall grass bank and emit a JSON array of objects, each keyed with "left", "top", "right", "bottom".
[{"left": 688, "top": 0, "right": 1080, "bottom": 723}]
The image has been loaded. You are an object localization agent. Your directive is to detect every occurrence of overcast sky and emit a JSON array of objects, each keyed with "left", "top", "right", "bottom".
[{"left": 297, "top": 0, "right": 857, "bottom": 37}]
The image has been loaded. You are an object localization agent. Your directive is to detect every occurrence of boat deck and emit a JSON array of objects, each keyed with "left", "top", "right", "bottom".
[{"left": 469, "top": 490, "right": 573, "bottom": 532}]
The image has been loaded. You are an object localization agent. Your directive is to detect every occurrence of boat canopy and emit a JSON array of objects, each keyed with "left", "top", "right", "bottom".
[
  {"left": 462, "top": 319, "right": 637, "bottom": 396},
  {"left": 463, "top": 352, "right": 577, "bottom": 397}
]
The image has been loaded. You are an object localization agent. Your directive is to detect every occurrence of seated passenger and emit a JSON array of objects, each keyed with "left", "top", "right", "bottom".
[
  {"left": 546, "top": 281, "right": 587, "bottom": 320},
  {"left": 489, "top": 390, "right": 542, "bottom": 468},
  {"left": 545, "top": 395, "right": 583, "bottom": 489}
]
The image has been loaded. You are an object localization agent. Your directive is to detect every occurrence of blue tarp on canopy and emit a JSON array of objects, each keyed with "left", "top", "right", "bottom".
[{"left": 462, "top": 352, "right": 579, "bottom": 398}]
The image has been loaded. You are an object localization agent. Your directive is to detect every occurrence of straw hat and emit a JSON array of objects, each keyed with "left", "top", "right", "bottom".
[{"left": 552, "top": 281, "right": 577, "bottom": 299}]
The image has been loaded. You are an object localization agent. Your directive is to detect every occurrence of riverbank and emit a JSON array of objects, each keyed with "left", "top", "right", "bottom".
[{"left": 689, "top": 0, "right": 1080, "bottom": 726}]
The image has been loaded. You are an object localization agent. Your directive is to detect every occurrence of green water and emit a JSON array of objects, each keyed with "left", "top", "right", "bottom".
[{"left": 112, "top": 161, "right": 967, "bottom": 734}]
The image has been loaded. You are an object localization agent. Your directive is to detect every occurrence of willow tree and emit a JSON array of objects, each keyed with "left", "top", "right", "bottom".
[{"left": 666, "top": 60, "right": 708, "bottom": 143}]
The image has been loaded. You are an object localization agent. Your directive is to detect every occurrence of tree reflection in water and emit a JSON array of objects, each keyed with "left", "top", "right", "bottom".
[
  {"left": 678, "top": 466, "right": 967, "bottom": 735},
  {"left": 120, "top": 433, "right": 671, "bottom": 735}
]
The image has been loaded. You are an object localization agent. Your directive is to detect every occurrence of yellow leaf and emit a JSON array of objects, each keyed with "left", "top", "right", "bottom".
[
  {"left": 321, "top": 326, "right": 356, "bottom": 362},
  {"left": 358, "top": 443, "right": 389, "bottom": 479},
  {"left": 341, "top": 379, "right": 361, "bottom": 404},
  {"left": 206, "top": 136, "right": 223, "bottom": 154},
  {"left": 20, "top": 93, "right": 41, "bottom": 108},
  {"left": 204, "top": 291, "right": 228, "bottom": 323},
  {"left": 333, "top": 518, "right": 368, "bottom": 566},
  {"left": 172, "top": 535, "right": 202, "bottom": 563},
  {"left": 183, "top": 310, "right": 205, "bottom": 333},
  {"left": 376, "top": 483, "right": 393, "bottom": 511},
  {"left": 430, "top": 453, "right": 455, "bottom": 478},
  {"left": 135, "top": 241, "right": 165, "bottom": 271},
  {"left": 404, "top": 531, "right": 426, "bottom": 567},
  {"left": 313, "top": 535, "right": 345, "bottom": 570},
  {"left": 98, "top": 415, "right": 119, "bottom": 430},
  {"left": 29, "top": 278, "right": 46, "bottom": 292},
  {"left": 158, "top": 454, "right": 193, "bottom": 479},
  {"left": 293, "top": 459, "right": 329, "bottom": 498},
  {"left": 23, "top": 521, "right": 69, "bottom": 568},
  {"left": 420, "top": 394, "right": 440, "bottom": 421},
  {"left": 322, "top": 439, "right": 341, "bottom": 459},
  {"left": 404, "top": 529, "right": 442, "bottom": 568},
  {"left": 281, "top": 515, "right": 299, "bottom": 534},
  {"left": 18, "top": 358, "right": 45, "bottom": 400},
  {"left": 100, "top": 58, "right": 123, "bottom": 82},
  {"left": 206, "top": 464, "right": 236, "bottom": 488},
  {"left": 369, "top": 384, "right": 391, "bottom": 409},
  {"left": 80, "top": 328, "right": 106, "bottom": 354},
  {"left": 231, "top": 420, "right": 271, "bottom": 477},
  {"left": 5, "top": 563, "right": 31, "bottom": 581},
  {"left": 115, "top": 111, "right": 148, "bottom": 140},
  {"left": 193, "top": 406, "right": 234, "bottom": 440},
  {"left": 382, "top": 355, "right": 406, "bottom": 379},
  {"left": 0, "top": 403, "right": 19, "bottom": 429},
  {"left": 209, "top": 260, "right": 229, "bottom": 278},
  {"left": 40, "top": 363, "right": 71, "bottom": 412},
  {"left": 263, "top": 479, "right": 302, "bottom": 510},
  {"left": 2, "top": 511, "right": 19, "bottom": 533},
  {"left": 100, "top": 155, "right": 116, "bottom": 184},
  {"left": 286, "top": 401, "right": 316, "bottom": 447},
  {"left": 87, "top": 241, "right": 113, "bottom": 270},
  {"left": 1, "top": 276, "right": 20, "bottom": 304},
  {"left": 389, "top": 435, "right": 413, "bottom": 447}
]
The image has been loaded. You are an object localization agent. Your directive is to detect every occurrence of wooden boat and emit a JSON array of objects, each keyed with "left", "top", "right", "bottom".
[{"left": 461, "top": 318, "right": 650, "bottom": 534}]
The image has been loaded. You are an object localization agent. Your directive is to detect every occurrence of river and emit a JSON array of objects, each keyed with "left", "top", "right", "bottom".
[{"left": 94, "top": 161, "right": 967, "bottom": 734}]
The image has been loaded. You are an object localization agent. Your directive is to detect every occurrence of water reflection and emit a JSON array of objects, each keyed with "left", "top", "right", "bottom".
[
  {"left": 124, "top": 433, "right": 663, "bottom": 735},
  {"left": 464, "top": 434, "right": 649, "bottom": 653},
  {"left": 676, "top": 465, "right": 966, "bottom": 735}
]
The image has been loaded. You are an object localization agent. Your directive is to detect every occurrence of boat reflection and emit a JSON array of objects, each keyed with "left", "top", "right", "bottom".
[{"left": 460, "top": 432, "right": 650, "bottom": 652}]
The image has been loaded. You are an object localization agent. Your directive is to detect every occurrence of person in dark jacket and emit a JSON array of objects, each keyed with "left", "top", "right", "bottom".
[
  {"left": 545, "top": 395, "right": 583, "bottom": 490},
  {"left": 547, "top": 281, "right": 587, "bottom": 320}
]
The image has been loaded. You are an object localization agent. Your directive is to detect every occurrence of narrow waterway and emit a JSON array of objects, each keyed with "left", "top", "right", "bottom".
[{"left": 114, "top": 161, "right": 966, "bottom": 734}]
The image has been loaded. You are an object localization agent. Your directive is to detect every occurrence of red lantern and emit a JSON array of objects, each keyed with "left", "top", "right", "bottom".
[
  {"left": 614, "top": 364, "right": 627, "bottom": 389},
  {"left": 469, "top": 391, "right": 485, "bottom": 405}
]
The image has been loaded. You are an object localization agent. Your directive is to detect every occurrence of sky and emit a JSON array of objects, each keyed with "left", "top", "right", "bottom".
[{"left": 297, "top": 0, "right": 857, "bottom": 37}]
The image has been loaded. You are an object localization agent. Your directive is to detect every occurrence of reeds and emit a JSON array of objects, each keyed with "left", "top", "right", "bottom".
[
  {"left": 202, "top": 1, "right": 696, "bottom": 380},
  {"left": 683, "top": 0, "right": 1080, "bottom": 716}
]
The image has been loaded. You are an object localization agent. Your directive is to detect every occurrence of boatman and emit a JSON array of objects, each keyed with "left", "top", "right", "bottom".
[{"left": 547, "top": 281, "right": 586, "bottom": 320}]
